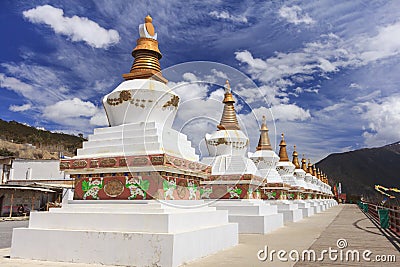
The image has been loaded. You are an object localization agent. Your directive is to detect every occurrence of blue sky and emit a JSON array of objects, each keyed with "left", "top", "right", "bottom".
[{"left": 1, "top": 0, "right": 400, "bottom": 162}]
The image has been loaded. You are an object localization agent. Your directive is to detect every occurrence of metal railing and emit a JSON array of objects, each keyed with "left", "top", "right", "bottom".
[{"left": 359, "top": 201, "right": 400, "bottom": 236}]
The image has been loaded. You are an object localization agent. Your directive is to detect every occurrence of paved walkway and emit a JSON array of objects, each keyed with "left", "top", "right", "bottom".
[
  {"left": 296, "top": 205, "right": 399, "bottom": 267},
  {"left": 0, "top": 220, "right": 28, "bottom": 249},
  {"left": 0, "top": 205, "right": 398, "bottom": 267},
  {"left": 184, "top": 205, "right": 343, "bottom": 267}
]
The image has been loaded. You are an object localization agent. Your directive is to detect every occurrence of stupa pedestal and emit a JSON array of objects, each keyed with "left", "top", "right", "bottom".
[
  {"left": 206, "top": 199, "right": 283, "bottom": 234},
  {"left": 249, "top": 151, "right": 290, "bottom": 201},
  {"left": 265, "top": 200, "right": 303, "bottom": 222},
  {"left": 11, "top": 16, "right": 238, "bottom": 267},
  {"left": 12, "top": 193, "right": 237, "bottom": 267},
  {"left": 272, "top": 135, "right": 304, "bottom": 223},
  {"left": 200, "top": 83, "right": 283, "bottom": 234}
]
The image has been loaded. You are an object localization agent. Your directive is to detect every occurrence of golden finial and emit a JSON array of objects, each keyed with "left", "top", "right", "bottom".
[
  {"left": 256, "top": 115, "right": 272, "bottom": 150},
  {"left": 313, "top": 164, "right": 317, "bottom": 177},
  {"left": 225, "top": 80, "right": 231, "bottom": 93},
  {"left": 145, "top": 15, "right": 152, "bottom": 23},
  {"left": 292, "top": 145, "right": 300, "bottom": 169},
  {"left": 144, "top": 15, "right": 155, "bottom": 36},
  {"left": 308, "top": 159, "right": 313, "bottom": 174},
  {"left": 301, "top": 154, "right": 308, "bottom": 172},
  {"left": 122, "top": 15, "right": 167, "bottom": 83},
  {"left": 217, "top": 80, "right": 240, "bottom": 130},
  {"left": 278, "top": 133, "right": 289, "bottom": 162},
  {"left": 261, "top": 115, "right": 268, "bottom": 130}
]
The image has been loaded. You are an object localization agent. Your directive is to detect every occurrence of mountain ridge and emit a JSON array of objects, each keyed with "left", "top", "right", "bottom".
[
  {"left": 0, "top": 119, "right": 85, "bottom": 159},
  {"left": 316, "top": 141, "right": 400, "bottom": 199}
]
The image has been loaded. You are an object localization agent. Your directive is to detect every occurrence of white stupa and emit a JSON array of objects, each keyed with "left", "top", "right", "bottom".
[
  {"left": 202, "top": 81, "right": 259, "bottom": 177},
  {"left": 291, "top": 147, "right": 315, "bottom": 217},
  {"left": 201, "top": 84, "right": 283, "bottom": 234},
  {"left": 249, "top": 116, "right": 288, "bottom": 200},
  {"left": 291, "top": 145, "right": 308, "bottom": 195},
  {"left": 276, "top": 134, "right": 300, "bottom": 197},
  {"left": 270, "top": 134, "right": 304, "bottom": 222},
  {"left": 10, "top": 16, "right": 238, "bottom": 267}
]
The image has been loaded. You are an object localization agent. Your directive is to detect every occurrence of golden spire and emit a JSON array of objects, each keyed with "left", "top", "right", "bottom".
[
  {"left": 217, "top": 80, "right": 240, "bottom": 130},
  {"left": 313, "top": 164, "right": 317, "bottom": 177},
  {"left": 308, "top": 160, "right": 313, "bottom": 174},
  {"left": 123, "top": 15, "right": 167, "bottom": 83},
  {"left": 144, "top": 15, "right": 155, "bottom": 35},
  {"left": 278, "top": 133, "right": 289, "bottom": 162},
  {"left": 317, "top": 168, "right": 321, "bottom": 180},
  {"left": 292, "top": 145, "right": 300, "bottom": 169},
  {"left": 256, "top": 115, "right": 272, "bottom": 150},
  {"left": 301, "top": 154, "right": 308, "bottom": 172}
]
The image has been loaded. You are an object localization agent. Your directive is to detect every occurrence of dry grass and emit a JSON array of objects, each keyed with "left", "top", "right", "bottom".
[{"left": 0, "top": 140, "right": 60, "bottom": 159}]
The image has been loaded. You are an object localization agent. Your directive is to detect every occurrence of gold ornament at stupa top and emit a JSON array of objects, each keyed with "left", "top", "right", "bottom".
[
  {"left": 278, "top": 133, "right": 290, "bottom": 162},
  {"left": 256, "top": 115, "right": 272, "bottom": 150},
  {"left": 301, "top": 154, "right": 308, "bottom": 172},
  {"left": 217, "top": 80, "right": 240, "bottom": 130},
  {"left": 292, "top": 145, "right": 301, "bottom": 169},
  {"left": 308, "top": 160, "right": 313, "bottom": 175},
  {"left": 317, "top": 168, "right": 322, "bottom": 180},
  {"left": 123, "top": 15, "right": 167, "bottom": 83}
]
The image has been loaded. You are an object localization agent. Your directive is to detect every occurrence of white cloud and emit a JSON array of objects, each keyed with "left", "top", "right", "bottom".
[
  {"left": 9, "top": 103, "right": 32, "bottom": 112},
  {"left": 89, "top": 109, "right": 108, "bottom": 126},
  {"left": 278, "top": 5, "right": 315, "bottom": 25},
  {"left": 234, "top": 33, "right": 356, "bottom": 96},
  {"left": 358, "top": 21, "right": 400, "bottom": 63},
  {"left": 294, "top": 87, "right": 303, "bottom": 94},
  {"left": 270, "top": 104, "right": 311, "bottom": 122},
  {"left": 349, "top": 83, "right": 362, "bottom": 89},
  {"left": 355, "top": 90, "right": 381, "bottom": 102},
  {"left": 42, "top": 98, "right": 106, "bottom": 130},
  {"left": 23, "top": 5, "right": 120, "bottom": 48},
  {"left": 360, "top": 95, "right": 400, "bottom": 146},
  {"left": 209, "top": 11, "right": 248, "bottom": 23},
  {"left": 1, "top": 63, "right": 69, "bottom": 103},
  {"left": 0, "top": 73, "right": 34, "bottom": 96}
]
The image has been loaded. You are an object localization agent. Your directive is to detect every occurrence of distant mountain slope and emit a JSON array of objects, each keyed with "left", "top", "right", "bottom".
[
  {"left": 316, "top": 142, "right": 400, "bottom": 198},
  {"left": 0, "top": 119, "right": 85, "bottom": 158}
]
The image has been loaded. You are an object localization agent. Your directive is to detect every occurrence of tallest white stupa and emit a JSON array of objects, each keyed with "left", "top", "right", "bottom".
[{"left": 76, "top": 15, "right": 198, "bottom": 162}]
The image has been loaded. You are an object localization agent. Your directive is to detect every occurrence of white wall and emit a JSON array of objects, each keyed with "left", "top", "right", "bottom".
[
  {"left": 0, "top": 164, "right": 3, "bottom": 184},
  {"left": 9, "top": 159, "right": 68, "bottom": 181}
]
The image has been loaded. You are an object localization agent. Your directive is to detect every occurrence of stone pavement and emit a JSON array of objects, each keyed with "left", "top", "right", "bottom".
[
  {"left": 0, "top": 221, "right": 28, "bottom": 249},
  {"left": 1, "top": 204, "right": 397, "bottom": 267},
  {"left": 184, "top": 204, "right": 343, "bottom": 267},
  {"left": 296, "top": 204, "right": 399, "bottom": 267}
]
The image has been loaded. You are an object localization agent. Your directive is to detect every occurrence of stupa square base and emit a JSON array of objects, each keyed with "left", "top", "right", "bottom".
[
  {"left": 265, "top": 201, "right": 303, "bottom": 223},
  {"left": 299, "top": 207, "right": 315, "bottom": 217},
  {"left": 279, "top": 209, "right": 303, "bottom": 222},
  {"left": 208, "top": 200, "right": 284, "bottom": 234},
  {"left": 229, "top": 213, "right": 284, "bottom": 233},
  {"left": 11, "top": 200, "right": 238, "bottom": 267},
  {"left": 11, "top": 224, "right": 237, "bottom": 267},
  {"left": 293, "top": 201, "right": 315, "bottom": 217},
  {"left": 309, "top": 201, "right": 322, "bottom": 213}
]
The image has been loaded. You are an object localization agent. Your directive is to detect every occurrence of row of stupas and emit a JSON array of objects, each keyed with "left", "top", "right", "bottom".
[
  {"left": 10, "top": 16, "right": 336, "bottom": 267},
  {"left": 55, "top": 15, "right": 333, "bottom": 202}
]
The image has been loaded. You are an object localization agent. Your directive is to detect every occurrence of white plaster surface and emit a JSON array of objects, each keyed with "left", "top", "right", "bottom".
[
  {"left": 103, "top": 79, "right": 177, "bottom": 128},
  {"left": 76, "top": 121, "right": 198, "bottom": 161},
  {"left": 11, "top": 200, "right": 238, "bottom": 267},
  {"left": 249, "top": 150, "right": 283, "bottom": 184},
  {"left": 208, "top": 200, "right": 284, "bottom": 234}
]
